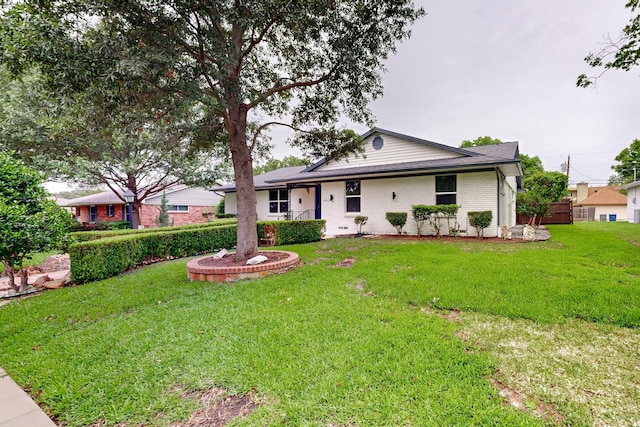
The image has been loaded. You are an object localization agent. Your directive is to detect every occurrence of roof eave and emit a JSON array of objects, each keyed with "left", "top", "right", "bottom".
[{"left": 267, "top": 160, "right": 520, "bottom": 185}]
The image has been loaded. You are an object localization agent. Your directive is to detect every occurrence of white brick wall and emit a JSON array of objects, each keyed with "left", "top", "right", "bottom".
[
  {"left": 226, "top": 171, "right": 512, "bottom": 237},
  {"left": 320, "top": 171, "right": 503, "bottom": 237},
  {"left": 224, "top": 192, "right": 237, "bottom": 215}
]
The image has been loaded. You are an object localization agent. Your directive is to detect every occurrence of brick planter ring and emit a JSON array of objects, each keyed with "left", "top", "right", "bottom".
[{"left": 187, "top": 251, "right": 299, "bottom": 283}]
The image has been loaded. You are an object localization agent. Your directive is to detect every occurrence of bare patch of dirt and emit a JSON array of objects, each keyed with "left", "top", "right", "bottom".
[
  {"left": 315, "top": 249, "right": 337, "bottom": 253},
  {"left": 198, "top": 251, "right": 289, "bottom": 267},
  {"left": 491, "top": 377, "right": 566, "bottom": 425},
  {"left": 172, "top": 387, "right": 258, "bottom": 427},
  {"left": 329, "top": 258, "right": 356, "bottom": 268},
  {"left": 445, "top": 309, "right": 460, "bottom": 322},
  {"left": 346, "top": 278, "right": 374, "bottom": 296},
  {"left": 308, "top": 257, "right": 330, "bottom": 266}
]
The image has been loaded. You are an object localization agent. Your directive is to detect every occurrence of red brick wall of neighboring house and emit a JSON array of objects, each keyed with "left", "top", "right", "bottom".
[
  {"left": 76, "top": 205, "right": 126, "bottom": 223},
  {"left": 138, "top": 205, "right": 214, "bottom": 228}
]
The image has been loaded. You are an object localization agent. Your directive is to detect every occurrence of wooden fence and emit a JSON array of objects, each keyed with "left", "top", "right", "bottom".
[{"left": 516, "top": 199, "right": 573, "bottom": 225}]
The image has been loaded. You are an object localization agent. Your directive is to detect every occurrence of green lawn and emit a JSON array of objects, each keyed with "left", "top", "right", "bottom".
[{"left": 0, "top": 222, "right": 639, "bottom": 426}]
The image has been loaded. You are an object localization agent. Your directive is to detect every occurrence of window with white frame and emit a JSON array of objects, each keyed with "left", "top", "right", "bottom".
[
  {"left": 89, "top": 205, "right": 97, "bottom": 222},
  {"left": 345, "top": 180, "right": 361, "bottom": 213},
  {"left": 269, "top": 189, "right": 288, "bottom": 213},
  {"left": 435, "top": 175, "right": 456, "bottom": 205},
  {"left": 107, "top": 204, "right": 115, "bottom": 217},
  {"left": 168, "top": 205, "right": 189, "bottom": 212}
]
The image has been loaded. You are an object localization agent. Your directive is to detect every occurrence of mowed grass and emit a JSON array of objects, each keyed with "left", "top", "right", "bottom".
[{"left": 0, "top": 222, "right": 639, "bottom": 426}]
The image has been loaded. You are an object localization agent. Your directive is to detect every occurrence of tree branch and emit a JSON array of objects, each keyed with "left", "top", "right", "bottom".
[
  {"left": 247, "top": 66, "right": 337, "bottom": 110},
  {"left": 250, "top": 121, "right": 315, "bottom": 152}
]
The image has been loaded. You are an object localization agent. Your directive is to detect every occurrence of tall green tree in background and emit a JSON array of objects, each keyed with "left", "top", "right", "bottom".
[
  {"left": 253, "top": 156, "right": 310, "bottom": 176},
  {"left": 460, "top": 136, "right": 503, "bottom": 148},
  {"left": 520, "top": 153, "right": 545, "bottom": 178},
  {"left": 1, "top": 1, "right": 424, "bottom": 260},
  {"left": 517, "top": 171, "right": 568, "bottom": 226},
  {"left": 0, "top": 153, "right": 73, "bottom": 292},
  {"left": 578, "top": 0, "right": 640, "bottom": 87},
  {"left": 610, "top": 139, "right": 640, "bottom": 184}
]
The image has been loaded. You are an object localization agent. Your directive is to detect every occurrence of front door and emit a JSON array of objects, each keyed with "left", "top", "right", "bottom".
[{"left": 314, "top": 184, "right": 321, "bottom": 219}]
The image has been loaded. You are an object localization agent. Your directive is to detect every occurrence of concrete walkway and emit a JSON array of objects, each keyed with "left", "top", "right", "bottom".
[{"left": 0, "top": 368, "right": 56, "bottom": 427}]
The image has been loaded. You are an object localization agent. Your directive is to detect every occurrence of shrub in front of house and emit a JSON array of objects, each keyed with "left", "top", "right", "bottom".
[
  {"left": 411, "top": 205, "right": 435, "bottom": 236},
  {"left": 468, "top": 211, "right": 493, "bottom": 238},
  {"left": 354, "top": 216, "right": 368, "bottom": 235},
  {"left": 430, "top": 204, "right": 460, "bottom": 237},
  {"left": 257, "top": 219, "right": 326, "bottom": 245},
  {"left": 385, "top": 212, "right": 407, "bottom": 234},
  {"left": 106, "top": 220, "right": 133, "bottom": 230},
  {"left": 70, "top": 225, "right": 237, "bottom": 283}
]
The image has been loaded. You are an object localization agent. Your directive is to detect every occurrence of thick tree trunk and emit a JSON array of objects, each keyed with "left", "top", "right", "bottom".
[
  {"left": 4, "top": 264, "right": 19, "bottom": 292},
  {"left": 18, "top": 268, "right": 28, "bottom": 292},
  {"left": 227, "top": 108, "right": 258, "bottom": 261}
]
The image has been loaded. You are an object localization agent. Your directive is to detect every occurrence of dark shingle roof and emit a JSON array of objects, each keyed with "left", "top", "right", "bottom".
[
  {"left": 267, "top": 141, "right": 521, "bottom": 184},
  {"left": 61, "top": 191, "right": 125, "bottom": 207},
  {"left": 214, "top": 130, "right": 522, "bottom": 191},
  {"left": 213, "top": 166, "right": 307, "bottom": 192}
]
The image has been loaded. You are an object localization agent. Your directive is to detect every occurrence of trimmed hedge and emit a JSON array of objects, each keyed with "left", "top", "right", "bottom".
[
  {"left": 70, "top": 219, "right": 325, "bottom": 284},
  {"left": 70, "top": 225, "right": 237, "bottom": 283},
  {"left": 70, "top": 218, "right": 238, "bottom": 243},
  {"left": 257, "top": 219, "right": 325, "bottom": 245}
]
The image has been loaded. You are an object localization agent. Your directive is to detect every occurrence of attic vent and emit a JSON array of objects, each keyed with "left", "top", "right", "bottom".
[{"left": 372, "top": 135, "right": 384, "bottom": 150}]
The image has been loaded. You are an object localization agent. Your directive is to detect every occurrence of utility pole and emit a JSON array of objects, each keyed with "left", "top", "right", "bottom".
[{"left": 566, "top": 155, "right": 570, "bottom": 180}]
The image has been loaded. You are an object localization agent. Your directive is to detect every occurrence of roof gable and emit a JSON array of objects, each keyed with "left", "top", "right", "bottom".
[{"left": 308, "top": 128, "right": 479, "bottom": 172}]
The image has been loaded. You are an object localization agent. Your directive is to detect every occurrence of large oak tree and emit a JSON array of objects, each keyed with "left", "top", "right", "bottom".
[{"left": 2, "top": 1, "right": 424, "bottom": 259}]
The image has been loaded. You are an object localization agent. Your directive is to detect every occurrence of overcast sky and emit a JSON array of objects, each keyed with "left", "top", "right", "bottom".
[
  {"left": 272, "top": 0, "right": 639, "bottom": 186},
  {"left": 47, "top": 1, "right": 638, "bottom": 192}
]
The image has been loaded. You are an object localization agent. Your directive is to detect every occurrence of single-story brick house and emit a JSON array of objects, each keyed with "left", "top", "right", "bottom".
[
  {"left": 215, "top": 128, "right": 523, "bottom": 237},
  {"left": 62, "top": 185, "right": 221, "bottom": 228},
  {"left": 623, "top": 180, "right": 640, "bottom": 223}
]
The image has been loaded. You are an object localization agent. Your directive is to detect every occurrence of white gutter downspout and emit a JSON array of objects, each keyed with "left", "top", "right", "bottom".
[{"left": 495, "top": 166, "right": 501, "bottom": 227}]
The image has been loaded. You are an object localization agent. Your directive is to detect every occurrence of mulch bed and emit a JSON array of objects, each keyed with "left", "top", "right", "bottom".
[
  {"left": 197, "top": 251, "right": 291, "bottom": 268},
  {"left": 369, "top": 234, "right": 527, "bottom": 244}
]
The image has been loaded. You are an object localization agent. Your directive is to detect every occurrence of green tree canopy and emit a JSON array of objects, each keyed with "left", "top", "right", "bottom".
[
  {"left": 520, "top": 153, "right": 545, "bottom": 178},
  {"left": 517, "top": 171, "right": 568, "bottom": 225},
  {"left": 253, "top": 156, "right": 310, "bottom": 176},
  {"left": 0, "top": 153, "right": 72, "bottom": 292},
  {"left": 1, "top": 1, "right": 424, "bottom": 260},
  {"left": 578, "top": 1, "right": 640, "bottom": 87},
  {"left": 460, "top": 136, "right": 503, "bottom": 148},
  {"left": 0, "top": 64, "right": 229, "bottom": 228},
  {"left": 611, "top": 138, "right": 640, "bottom": 184}
]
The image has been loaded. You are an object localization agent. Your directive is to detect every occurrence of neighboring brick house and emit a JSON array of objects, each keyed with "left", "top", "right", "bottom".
[
  {"left": 570, "top": 182, "right": 627, "bottom": 222},
  {"left": 63, "top": 185, "right": 221, "bottom": 228}
]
